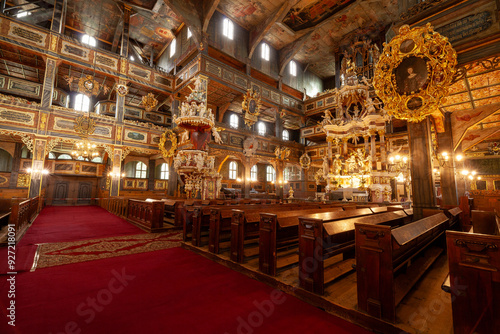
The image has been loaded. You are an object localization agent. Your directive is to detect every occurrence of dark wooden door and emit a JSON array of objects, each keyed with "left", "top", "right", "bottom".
[
  {"left": 77, "top": 182, "right": 92, "bottom": 205},
  {"left": 53, "top": 181, "right": 69, "bottom": 205}
]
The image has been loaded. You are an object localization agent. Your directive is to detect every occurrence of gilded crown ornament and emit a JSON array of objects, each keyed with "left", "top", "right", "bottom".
[
  {"left": 373, "top": 23, "right": 457, "bottom": 125},
  {"left": 142, "top": 92, "right": 158, "bottom": 112}
]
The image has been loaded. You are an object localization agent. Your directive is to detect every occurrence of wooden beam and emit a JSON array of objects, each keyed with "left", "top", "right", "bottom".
[
  {"left": 111, "top": 19, "right": 124, "bottom": 53},
  {"left": 248, "top": 0, "right": 295, "bottom": 59},
  {"left": 451, "top": 102, "right": 500, "bottom": 150},
  {"left": 202, "top": 0, "right": 220, "bottom": 33},
  {"left": 163, "top": 0, "right": 203, "bottom": 50},
  {"left": 461, "top": 126, "right": 500, "bottom": 152},
  {"left": 278, "top": 29, "right": 314, "bottom": 76}
]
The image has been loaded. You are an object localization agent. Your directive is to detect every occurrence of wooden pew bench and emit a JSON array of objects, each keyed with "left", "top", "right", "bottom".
[
  {"left": 298, "top": 208, "right": 410, "bottom": 294},
  {"left": 127, "top": 199, "right": 165, "bottom": 233},
  {"left": 1, "top": 197, "right": 39, "bottom": 245},
  {"left": 231, "top": 204, "right": 353, "bottom": 263},
  {"left": 356, "top": 212, "right": 449, "bottom": 322},
  {"left": 444, "top": 213, "right": 499, "bottom": 334},
  {"left": 207, "top": 202, "right": 338, "bottom": 254}
]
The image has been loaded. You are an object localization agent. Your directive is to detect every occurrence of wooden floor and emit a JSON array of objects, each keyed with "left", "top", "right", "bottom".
[{"left": 183, "top": 241, "right": 453, "bottom": 334}]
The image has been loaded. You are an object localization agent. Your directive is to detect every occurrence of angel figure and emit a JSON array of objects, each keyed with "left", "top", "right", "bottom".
[
  {"left": 322, "top": 109, "right": 333, "bottom": 125},
  {"left": 198, "top": 103, "right": 206, "bottom": 118},
  {"left": 333, "top": 154, "right": 343, "bottom": 175},
  {"left": 322, "top": 156, "right": 329, "bottom": 176},
  {"left": 212, "top": 128, "right": 222, "bottom": 144}
]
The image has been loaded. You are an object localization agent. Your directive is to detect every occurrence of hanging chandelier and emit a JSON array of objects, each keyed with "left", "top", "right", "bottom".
[
  {"left": 71, "top": 138, "right": 99, "bottom": 160},
  {"left": 72, "top": 114, "right": 100, "bottom": 160}
]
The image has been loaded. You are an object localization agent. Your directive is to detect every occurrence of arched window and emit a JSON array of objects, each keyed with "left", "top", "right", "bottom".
[
  {"left": 283, "top": 129, "right": 289, "bottom": 141},
  {"left": 0, "top": 149, "right": 13, "bottom": 172},
  {"left": 229, "top": 114, "right": 238, "bottom": 129},
  {"left": 222, "top": 18, "right": 234, "bottom": 40},
  {"left": 81, "top": 34, "right": 96, "bottom": 47},
  {"left": 266, "top": 165, "right": 275, "bottom": 182},
  {"left": 160, "top": 163, "right": 169, "bottom": 180},
  {"left": 74, "top": 93, "right": 90, "bottom": 112},
  {"left": 250, "top": 165, "right": 257, "bottom": 180},
  {"left": 48, "top": 152, "right": 56, "bottom": 159},
  {"left": 257, "top": 122, "right": 266, "bottom": 136},
  {"left": 284, "top": 167, "right": 290, "bottom": 181},
  {"left": 135, "top": 162, "right": 147, "bottom": 178},
  {"left": 229, "top": 161, "right": 237, "bottom": 180},
  {"left": 91, "top": 156, "right": 103, "bottom": 163},
  {"left": 58, "top": 154, "right": 72, "bottom": 160}
]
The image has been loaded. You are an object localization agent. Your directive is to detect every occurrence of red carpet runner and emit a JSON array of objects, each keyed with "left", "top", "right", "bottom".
[
  {"left": 1, "top": 247, "right": 370, "bottom": 334},
  {"left": 1, "top": 206, "right": 145, "bottom": 273}
]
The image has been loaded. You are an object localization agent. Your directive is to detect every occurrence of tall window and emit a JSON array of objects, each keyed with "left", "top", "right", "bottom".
[
  {"left": 290, "top": 61, "right": 297, "bottom": 76},
  {"left": 74, "top": 94, "right": 90, "bottom": 112},
  {"left": 266, "top": 165, "right": 275, "bottom": 182},
  {"left": 257, "top": 122, "right": 266, "bottom": 136},
  {"left": 187, "top": 28, "right": 192, "bottom": 39},
  {"left": 160, "top": 163, "right": 169, "bottom": 180},
  {"left": 284, "top": 167, "right": 290, "bottom": 181},
  {"left": 223, "top": 18, "right": 234, "bottom": 40},
  {"left": 229, "top": 161, "right": 237, "bottom": 180},
  {"left": 81, "top": 34, "right": 96, "bottom": 47},
  {"left": 135, "top": 162, "right": 147, "bottom": 179},
  {"left": 229, "top": 114, "right": 238, "bottom": 128},
  {"left": 283, "top": 129, "right": 289, "bottom": 141},
  {"left": 170, "top": 38, "right": 176, "bottom": 57},
  {"left": 261, "top": 43, "right": 270, "bottom": 61},
  {"left": 250, "top": 165, "right": 257, "bottom": 180}
]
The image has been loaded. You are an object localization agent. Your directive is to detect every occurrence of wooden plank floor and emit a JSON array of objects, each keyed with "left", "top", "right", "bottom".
[{"left": 184, "top": 242, "right": 453, "bottom": 334}]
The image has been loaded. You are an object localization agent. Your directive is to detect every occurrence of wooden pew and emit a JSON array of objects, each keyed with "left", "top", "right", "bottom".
[
  {"left": 445, "top": 213, "right": 499, "bottom": 334},
  {"left": 0, "top": 199, "right": 12, "bottom": 228},
  {"left": 356, "top": 213, "right": 449, "bottom": 322},
  {"left": 297, "top": 208, "right": 410, "bottom": 293},
  {"left": 6, "top": 197, "right": 39, "bottom": 243},
  {"left": 423, "top": 207, "right": 462, "bottom": 229},
  {"left": 471, "top": 210, "right": 498, "bottom": 235},
  {"left": 127, "top": 199, "right": 165, "bottom": 232},
  {"left": 231, "top": 205, "right": 349, "bottom": 263},
  {"left": 207, "top": 202, "right": 333, "bottom": 254},
  {"left": 231, "top": 204, "right": 353, "bottom": 263}
]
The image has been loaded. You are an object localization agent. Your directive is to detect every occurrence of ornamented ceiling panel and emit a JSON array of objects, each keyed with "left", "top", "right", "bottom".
[
  {"left": 282, "top": 0, "right": 356, "bottom": 32},
  {"left": 218, "top": 0, "right": 283, "bottom": 30}
]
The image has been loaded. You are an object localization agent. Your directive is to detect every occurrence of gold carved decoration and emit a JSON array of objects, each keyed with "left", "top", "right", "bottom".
[
  {"left": 159, "top": 129, "right": 178, "bottom": 159},
  {"left": 116, "top": 84, "right": 129, "bottom": 97},
  {"left": 373, "top": 24, "right": 457, "bottom": 125},
  {"left": 78, "top": 75, "right": 100, "bottom": 97},
  {"left": 74, "top": 115, "right": 96, "bottom": 138},
  {"left": 242, "top": 89, "right": 262, "bottom": 127},
  {"left": 142, "top": 92, "right": 158, "bottom": 112},
  {"left": 17, "top": 174, "right": 30, "bottom": 188},
  {"left": 299, "top": 152, "right": 311, "bottom": 170}
]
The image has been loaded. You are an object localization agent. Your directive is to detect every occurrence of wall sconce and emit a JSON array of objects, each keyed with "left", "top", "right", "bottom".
[
  {"left": 236, "top": 177, "right": 242, "bottom": 183},
  {"left": 437, "top": 151, "right": 463, "bottom": 168},
  {"left": 108, "top": 172, "right": 126, "bottom": 178}
]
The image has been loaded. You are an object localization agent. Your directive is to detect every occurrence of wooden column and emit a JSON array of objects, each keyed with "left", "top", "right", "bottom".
[
  {"left": 437, "top": 112, "right": 458, "bottom": 206},
  {"left": 379, "top": 130, "right": 387, "bottom": 171},
  {"left": 408, "top": 118, "right": 437, "bottom": 219},
  {"left": 244, "top": 164, "right": 251, "bottom": 199},
  {"left": 115, "top": 79, "right": 127, "bottom": 125},
  {"left": 50, "top": 0, "right": 67, "bottom": 33},
  {"left": 28, "top": 138, "right": 47, "bottom": 198},
  {"left": 109, "top": 148, "right": 123, "bottom": 197},
  {"left": 148, "top": 159, "right": 155, "bottom": 191},
  {"left": 9, "top": 143, "right": 22, "bottom": 189},
  {"left": 167, "top": 161, "right": 178, "bottom": 197},
  {"left": 120, "top": 5, "right": 131, "bottom": 58},
  {"left": 40, "top": 57, "right": 58, "bottom": 109}
]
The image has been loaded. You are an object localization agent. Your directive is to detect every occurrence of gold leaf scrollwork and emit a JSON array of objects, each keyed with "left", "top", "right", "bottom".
[
  {"left": 373, "top": 23, "right": 457, "bottom": 124},
  {"left": 159, "top": 129, "right": 178, "bottom": 159}
]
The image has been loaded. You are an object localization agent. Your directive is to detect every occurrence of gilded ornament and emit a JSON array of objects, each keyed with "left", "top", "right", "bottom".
[
  {"left": 299, "top": 152, "right": 311, "bottom": 170},
  {"left": 116, "top": 84, "right": 129, "bottom": 97},
  {"left": 242, "top": 89, "right": 262, "bottom": 127},
  {"left": 159, "top": 129, "right": 178, "bottom": 158},
  {"left": 142, "top": 92, "right": 158, "bottom": 112},
  {"left": 78, "top": 75, "right": 100, "bottom": 97},
  {"left": 74, "top": 115, "right": 96, "bottom": 138},
  {"left": 373, "top": 24, "right": 457, "bottom": 124}
]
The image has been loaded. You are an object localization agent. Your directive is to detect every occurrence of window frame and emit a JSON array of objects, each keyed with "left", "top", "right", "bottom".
[
  {"left": 187, "top": 28, "right": 192, "bottom": 39},
  {"left": 81, "top": 34, "right": 96, "bottom": 47},
  {"left": 229, "top": 161, "right": 237, "bottom": 180},
  {"left": 74, "top": 93, "right": 90, "bottom": 112},
  {"left": 135, "top": 162, "right": 147, "bottom": 179},
  {"left": 160, "top": 163, "right": 169, "bottom": 180},
  {"left": 266, "top": 165, "right": 275, "bottom": 182},
  {"left": 290, "top": 61, "right": 297, "bottom": 77},
  {"left": 282, "top": 129, "right": 289, "bottom": 141},
  {"left": 170, "top": 38, "right": 176, "bottom": 57},
  {"left": 222, "top": 18, "right": 234, "bottom": 40},
  {"left": 250, "top": 165, "right": 257, "bottom": 181},
  {"left": 261, "top": 43, "right": 270, "bottom": 61},
  {"left": 229, "top": 114, "right": 238, "bottom": 129},
  {"left": 257, "top": 122, "right": 266, "bottom": 136}
]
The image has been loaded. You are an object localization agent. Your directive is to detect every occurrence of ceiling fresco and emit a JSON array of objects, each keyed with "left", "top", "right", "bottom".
[
  {"left": 218, "top": 0, "right": 282, "bottom": 30},
  {"left": 282, "top": 0, "right": 356, "bottom": 31},
  {"left": 66, "top": 0, "right": 120, "bottom": 42}
]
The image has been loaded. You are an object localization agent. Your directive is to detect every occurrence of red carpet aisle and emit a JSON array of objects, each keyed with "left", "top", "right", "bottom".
[
  {"left": 1, "top": 206, "right": 145, "bottom": 274},
  {"left": 0, "top": 247, "right": 370, "bottom": 334}
]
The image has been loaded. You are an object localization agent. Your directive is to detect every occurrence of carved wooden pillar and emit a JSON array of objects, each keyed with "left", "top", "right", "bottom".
[
  {"left": 109, "top": 148, "right": 123, "bottom": 197},
  {"left": 28, "top": 138, "right": 48, "bottom": 198},
  {"left": 408, "top": 118, "right": 437, "bottom": 219},
  {"left": 379, "top": 130, "right": 387, "bottom": 171},
  {"left": 40, "top": 57, "right": 59, "bottom": 110},
  {"left": 50, "top": 0, "right": 67, "bottom": 33},
  {"left": 244, "top": 163, "right": 251, "bottom": 199},
  {"left": 115, "top": 79, "right": 127, "bottom": 125},
  {"left": 9, "top": 143, "right": 22, "bottom": 189},
  {"left": 437, "top": 112, "right": 458, "bottom": 206},
  {"left": 275, "top": 109, "right": 283, "bottom": 139},
  {"left": 167, "top": 161, "right": 178, "bottom": 197},
  {"left": 120, "top": 5, "right": 131, "bottom": 57}
]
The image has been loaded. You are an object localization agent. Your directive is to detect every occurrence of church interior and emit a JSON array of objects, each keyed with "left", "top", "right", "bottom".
[{"left": 0, "top": 0, "right": 499, "bottom": 333}]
